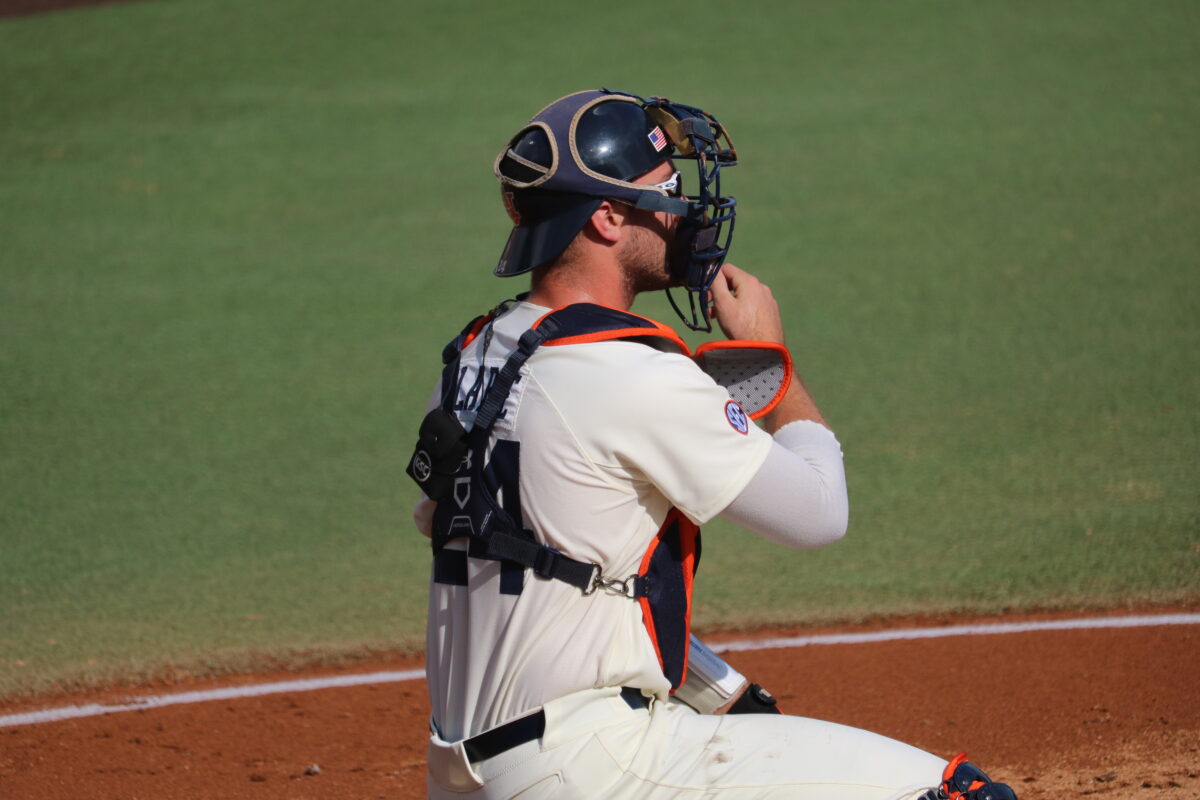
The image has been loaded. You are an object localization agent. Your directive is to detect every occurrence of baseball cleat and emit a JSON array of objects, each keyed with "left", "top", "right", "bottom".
[{"left": 940, "top": 753, "right": 1019, "bottom": 800}]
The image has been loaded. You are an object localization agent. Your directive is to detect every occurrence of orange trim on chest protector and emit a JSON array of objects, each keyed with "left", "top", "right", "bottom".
[{"left": 532, "top": 303, "right": 689, "bottom": 353}]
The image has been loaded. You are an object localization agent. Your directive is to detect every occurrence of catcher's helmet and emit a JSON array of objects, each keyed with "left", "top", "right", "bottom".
[{"left": 494, "top": 89, "right": 737, "bottom": 331}]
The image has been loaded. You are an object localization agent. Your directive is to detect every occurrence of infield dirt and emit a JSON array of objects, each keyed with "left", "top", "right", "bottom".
[{"left": 2, "top": 607, "right": 1198, "bottom": 799}]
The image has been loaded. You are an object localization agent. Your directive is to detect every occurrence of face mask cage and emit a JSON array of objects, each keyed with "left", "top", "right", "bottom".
[
  {"left": 666, "top": 149, "right": 736, "bottom": 332},
  {"left": 604, "top": 90, "right": 739, "bottom": 332}
]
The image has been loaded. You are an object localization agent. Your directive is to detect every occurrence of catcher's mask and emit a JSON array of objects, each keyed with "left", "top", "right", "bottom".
[{"left": 494, "top": 89, "right": 738, "bottom": 332}]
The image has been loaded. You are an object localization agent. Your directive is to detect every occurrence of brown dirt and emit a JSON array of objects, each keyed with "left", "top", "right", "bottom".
[{"left": 2, "top": 608, "right": 1198, "bottom": 799}]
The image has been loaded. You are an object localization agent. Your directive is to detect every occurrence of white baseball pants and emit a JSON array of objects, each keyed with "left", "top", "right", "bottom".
[{"left": 427, "top": 686, "right": 947, "bottom": 799}]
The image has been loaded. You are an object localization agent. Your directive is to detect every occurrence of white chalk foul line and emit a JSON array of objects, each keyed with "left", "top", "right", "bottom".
[
  {"left": 708, "top": 612, "right": 1200, "bottom": 653},
  {"left": 0, "top": 669, "right": 424, "bottom": 729},
  {"left": 3, "top": 613, "right": 1197, "bottom": 729}
]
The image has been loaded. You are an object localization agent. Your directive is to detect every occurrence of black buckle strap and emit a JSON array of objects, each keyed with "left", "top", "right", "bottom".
[
  {"left": 461, "top": 688, "right": 649, "bottom": 763},
  {"left": 483, "top": 530, "right": 598, "bottom": 591}
]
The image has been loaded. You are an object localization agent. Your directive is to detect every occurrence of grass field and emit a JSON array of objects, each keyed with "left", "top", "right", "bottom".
[{"left": 1, "top": 0, "right": 1197, "bottom": 697}]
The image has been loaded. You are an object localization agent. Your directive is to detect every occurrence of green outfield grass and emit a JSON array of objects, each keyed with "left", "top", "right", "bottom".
[{"left": 2, "top": 0, "right": 1197, "bottom": 697}]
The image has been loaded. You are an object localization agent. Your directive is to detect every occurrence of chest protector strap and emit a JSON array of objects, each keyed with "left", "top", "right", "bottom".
[{"left": 409, "top": 303, "right": 780, "bottom": 689}]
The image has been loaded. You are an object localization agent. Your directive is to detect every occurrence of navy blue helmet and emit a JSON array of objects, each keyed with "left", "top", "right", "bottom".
[{"left": 494, "top": 89, "right": 737, "bottom": 332}]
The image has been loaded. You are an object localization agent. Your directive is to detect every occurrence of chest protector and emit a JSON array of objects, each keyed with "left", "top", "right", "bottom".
[{"left": 407, "top": 303, "right": 791, "bottom": 690}]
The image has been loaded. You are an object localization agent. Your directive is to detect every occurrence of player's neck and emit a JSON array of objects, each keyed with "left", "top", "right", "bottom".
[{"left": 528, "top": 256, "right": 632, "bottom": 311}]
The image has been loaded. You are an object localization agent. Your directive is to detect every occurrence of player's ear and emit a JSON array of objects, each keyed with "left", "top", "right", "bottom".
[{"left": 586, "top": 200, "right": 626, "bottom": 244}]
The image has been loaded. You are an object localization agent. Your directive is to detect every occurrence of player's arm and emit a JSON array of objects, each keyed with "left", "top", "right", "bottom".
[
  {"left": 718, "top": 430, "right": 848, "bottom": 548},
  {"left": 709, "top": 263, "right": 848, "bottom": 548}
]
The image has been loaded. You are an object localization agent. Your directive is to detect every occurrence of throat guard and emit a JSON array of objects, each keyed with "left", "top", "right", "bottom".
[{"left": 407, "top": 303, "right": 792, "bottom": 689}]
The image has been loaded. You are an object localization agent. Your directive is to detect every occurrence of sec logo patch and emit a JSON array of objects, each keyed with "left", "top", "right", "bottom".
[
  {"left": 412, "top": 449, "right": 433, "bottom": 482},
  {"left": 724, "top": 400, "right": 749, "bottom": 434}
]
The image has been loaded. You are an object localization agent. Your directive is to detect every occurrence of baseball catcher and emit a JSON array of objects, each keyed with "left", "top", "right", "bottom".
[{"left": 408, "top": 89, "right": 1017, "bottom": 800}]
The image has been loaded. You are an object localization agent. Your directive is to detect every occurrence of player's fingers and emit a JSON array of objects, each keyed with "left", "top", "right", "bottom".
[
  {"left": 721, "top": 262, "right": 747, "bottom": 279},
  {"left": 718, "top": 263, "right": 745, "bottom": 294},
  {"left": 710, "top": 269, "right": 733, "bottom": 300},
  {"left": 720, "top": 263, "right": 762, "bottom": 298}
]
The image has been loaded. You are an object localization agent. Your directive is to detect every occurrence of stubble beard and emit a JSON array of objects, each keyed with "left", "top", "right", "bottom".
[{"left": 619, "top": 220, "right": 676, "bottom": 299}]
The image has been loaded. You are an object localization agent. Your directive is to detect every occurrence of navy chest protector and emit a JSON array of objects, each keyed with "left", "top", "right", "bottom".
[{"left": 407, "top": 303, "right": 791, "bottom": 690}]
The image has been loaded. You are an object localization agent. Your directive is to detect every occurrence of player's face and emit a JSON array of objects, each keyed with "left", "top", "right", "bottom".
[{"left": 619, "top": 161, "right": 680, "bottom": 294}]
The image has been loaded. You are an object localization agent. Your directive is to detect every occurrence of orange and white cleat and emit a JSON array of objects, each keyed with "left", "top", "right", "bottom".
[{"left": 938, "top": 752, "right": 1018, "bottom": 800}]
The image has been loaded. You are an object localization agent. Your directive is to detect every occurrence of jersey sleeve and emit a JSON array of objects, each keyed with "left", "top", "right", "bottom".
[{"left": 540, "top": 342, "right": 774, "bottom": 525}]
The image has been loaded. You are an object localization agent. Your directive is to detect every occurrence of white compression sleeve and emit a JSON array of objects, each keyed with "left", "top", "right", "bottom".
[{"left": 718, "top": 420, "right": 849, "bottom": 549}]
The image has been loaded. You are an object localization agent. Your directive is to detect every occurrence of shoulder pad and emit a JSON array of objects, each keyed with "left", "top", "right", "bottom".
[{"left": 442, "top": 313, "right": 493, "bottom": 364}]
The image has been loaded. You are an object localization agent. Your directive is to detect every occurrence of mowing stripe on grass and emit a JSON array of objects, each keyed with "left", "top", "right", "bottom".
[{"left": 3, "top": 613, "right": 1197, "bottom": 729}]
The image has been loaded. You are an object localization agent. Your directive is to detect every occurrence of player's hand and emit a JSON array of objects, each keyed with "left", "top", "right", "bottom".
[
  {"left": 708, "top": 263, "right": 786, "bottom": 344},
  {"left": 413, "top": 497, "right": 436, "bottom": 539}
]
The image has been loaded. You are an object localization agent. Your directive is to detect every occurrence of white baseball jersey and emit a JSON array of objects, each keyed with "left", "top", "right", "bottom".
[{"left": 425, "top": 300, "right": 773, "bottom": 742}]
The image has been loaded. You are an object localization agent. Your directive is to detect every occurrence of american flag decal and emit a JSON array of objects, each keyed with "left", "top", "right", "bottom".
[{"left": 648, "top": 126, "right": 668, "bottom": 152}]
